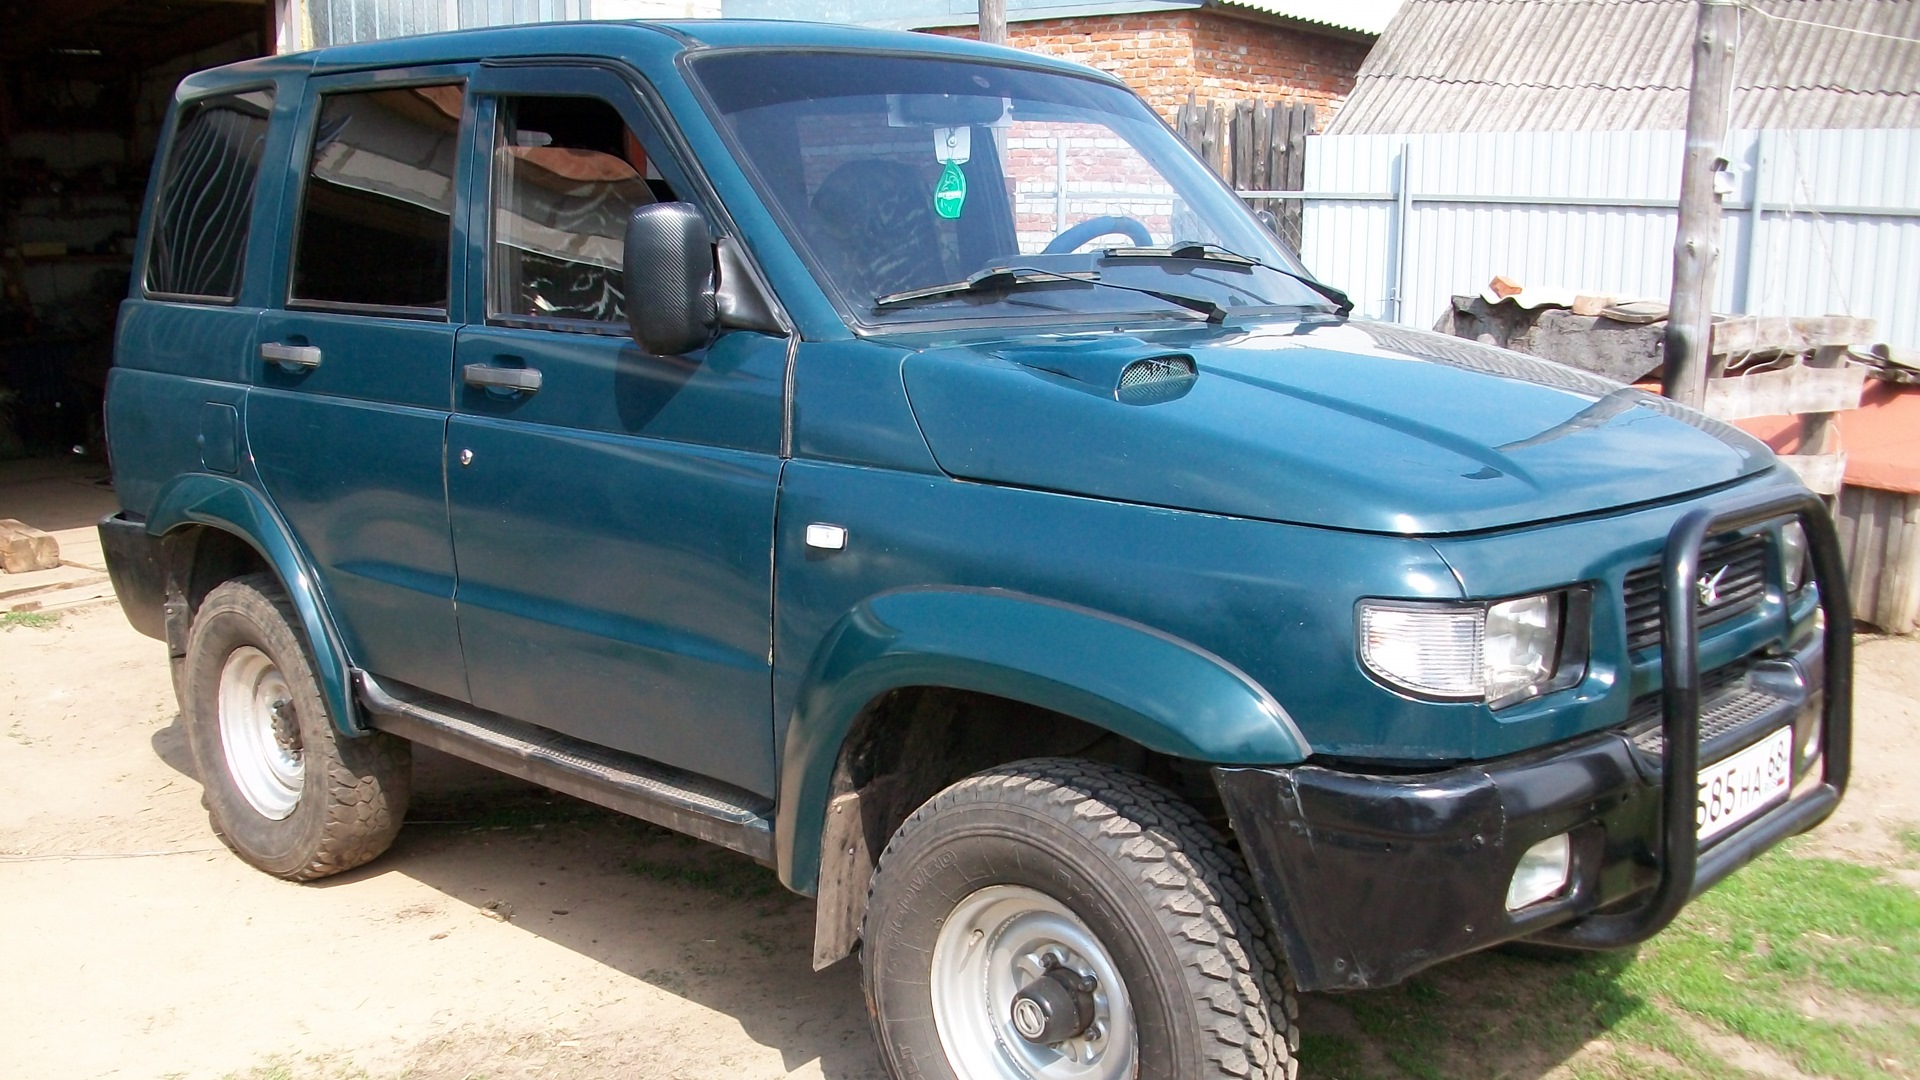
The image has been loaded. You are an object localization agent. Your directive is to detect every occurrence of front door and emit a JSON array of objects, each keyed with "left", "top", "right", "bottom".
[
  {"left": 446, "top": 67, "right": 786, "bottom": 796},
  {"left": 248, "top": 72, "right": 473, "bottom": 703}
]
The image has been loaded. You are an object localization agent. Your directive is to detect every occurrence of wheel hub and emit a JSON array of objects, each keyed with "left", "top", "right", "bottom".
[
  {"left": 929, "top": 884, "right": 1135, "bottom": 1080},
  {"left": 1010, "top": 960, "right": 1098, "bottom": 1044}
]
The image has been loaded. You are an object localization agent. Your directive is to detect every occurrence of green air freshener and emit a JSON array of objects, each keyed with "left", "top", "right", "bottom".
[{"left": 934, "top": 162, "right": 967, "bottom": 219}]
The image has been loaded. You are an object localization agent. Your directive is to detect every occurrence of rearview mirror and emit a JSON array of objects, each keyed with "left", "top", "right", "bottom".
[
  {"left": 892, "top": 93, "right": 1007, "bottom": 127},
  {"left": 624, "top": 202, "right": 716, "bottom": 356}
]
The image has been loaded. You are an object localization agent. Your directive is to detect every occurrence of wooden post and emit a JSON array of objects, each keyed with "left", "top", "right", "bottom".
[
  {"left": 1663, "top": 0, "right": 1741, "bottom": 408},
  {"left": 1799, "top": 343, "right": 1850, "bottom": 504},
  {"left": 979, "top": 0, "right": 1006, "bottom": 45}
]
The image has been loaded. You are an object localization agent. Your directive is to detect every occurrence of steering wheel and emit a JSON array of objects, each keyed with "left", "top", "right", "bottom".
[{"left": 1041, "top": 215, "right": 1154, "bottom": 255}]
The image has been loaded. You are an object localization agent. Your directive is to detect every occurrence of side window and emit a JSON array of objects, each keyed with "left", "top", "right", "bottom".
[
  {"left": 290, "top": 83, "right": 463, "bottom": 313},
  {"left": 145, "top": 90, "right": 274, "bottom": 301},
  {"left": 489, "top": 95, "right": 680, "bottom": 327}
]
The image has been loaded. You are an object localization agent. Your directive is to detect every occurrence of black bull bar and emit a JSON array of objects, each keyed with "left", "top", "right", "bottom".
[{"left": 1528, "top": 485, "right": 1853, "bottom": 950}]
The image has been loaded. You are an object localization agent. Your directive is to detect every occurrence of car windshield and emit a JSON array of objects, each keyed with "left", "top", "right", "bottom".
[{"left": 690, "top": 50, "right": 1335, "bottom": 327}]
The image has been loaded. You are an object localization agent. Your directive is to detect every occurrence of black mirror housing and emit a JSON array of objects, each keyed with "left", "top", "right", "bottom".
[{"left": 624, "top": 202, "right": 716, "bottom": 356}]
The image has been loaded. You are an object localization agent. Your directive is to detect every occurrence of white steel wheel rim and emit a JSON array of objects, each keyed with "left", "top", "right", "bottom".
[
  {"left": 217, "top": 646, "right": 303, "bottom": 820},
  {"left": 929, "top": 884, "right": 1137, "bottom": 1080}
]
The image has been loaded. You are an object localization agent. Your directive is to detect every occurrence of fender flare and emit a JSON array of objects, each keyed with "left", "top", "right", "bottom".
[
  {"left": 774, "top": 586, "right": 1310, "bottom": 894},
  {"left": 147, "top": 472, "right": 364, "bottom": 735}
]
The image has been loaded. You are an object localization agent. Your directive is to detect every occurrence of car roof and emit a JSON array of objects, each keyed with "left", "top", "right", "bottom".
[{"left": 176, "top": 19, "right": 1111, "bottom": 98}]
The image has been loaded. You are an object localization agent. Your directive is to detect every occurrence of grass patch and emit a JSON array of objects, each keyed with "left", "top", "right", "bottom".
[
  {"left": 1296, "top": 1032, "right": 1372, "bottom": 1079},
  {"left": 0, "top": 610, "right": 60, "bottom": 630},
  {"left": 1898, "top": 826, "right": 1920, "bottom": 857},
  {"left": 1293, "top": 846, "right": 1920, "bottom": 1079}
]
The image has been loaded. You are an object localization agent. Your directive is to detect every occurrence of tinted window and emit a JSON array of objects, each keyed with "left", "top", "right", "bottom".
[
  {"left": 489, "top": 95, "right": 680, "bottom": 326},
  {"left": 145, "top": 90, "right": 274, "bottom": 300},
  {"left": 291, "top": 84, "right": 463, "bottom": 312}
]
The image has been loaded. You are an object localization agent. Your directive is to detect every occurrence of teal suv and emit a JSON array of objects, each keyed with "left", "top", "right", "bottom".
[{"left": 100, "top": 20, "right": 1850, "bottom": 1080}]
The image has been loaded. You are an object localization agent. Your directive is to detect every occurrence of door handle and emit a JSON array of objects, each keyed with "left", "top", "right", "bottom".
[
  {"left": 260, "top": 342, "right": 322, "bottom": 370},
  {"left": 463, "top": 363, "right": 542, "bottom": 393}
]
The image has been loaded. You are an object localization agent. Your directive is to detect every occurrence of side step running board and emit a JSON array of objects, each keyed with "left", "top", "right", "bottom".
[{"left": 357, "top": 673, "right": 775, "bottom": 862}]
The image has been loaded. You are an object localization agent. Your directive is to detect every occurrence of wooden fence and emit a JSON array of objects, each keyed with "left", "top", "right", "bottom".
[{"left": 1174, "top": 96, "right": 1314, "bottom": 251}]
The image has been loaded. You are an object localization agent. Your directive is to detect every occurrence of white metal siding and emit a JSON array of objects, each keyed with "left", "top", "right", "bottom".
[
  {"left": 1298, "top": 128, "right": 1920, "bottom": 351},
  {"left": 294, "top": 0, "right": 719, "bottom": 48}
]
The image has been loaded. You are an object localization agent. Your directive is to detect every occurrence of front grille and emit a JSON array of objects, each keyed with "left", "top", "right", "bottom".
[
  {"left": 1629, "top": 663, "right": 1787, "bottom": 757},
  {"left": 1622, "top": 534, "right": 1769, "bottom": 654}
]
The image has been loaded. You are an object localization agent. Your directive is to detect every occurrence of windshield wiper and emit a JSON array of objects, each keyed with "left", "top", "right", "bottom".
[
  {"left": 873, "top": 265, "right": 1227, "bottom": 323},
  {"left": 1099, "top": 241, "right": 1354, "bottom": 316}
]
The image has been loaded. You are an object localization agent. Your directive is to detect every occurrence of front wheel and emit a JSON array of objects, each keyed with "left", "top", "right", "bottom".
[
  {"left": 861, "top": 759, "right": 1299, "bottom": 1080},
  {"left": 183, "top": 573, "right": 410, "bottom": 880}
]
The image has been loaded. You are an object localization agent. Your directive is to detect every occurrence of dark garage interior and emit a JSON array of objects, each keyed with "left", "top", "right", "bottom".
[{"left": 1, "top": 0, "right": 268, "bottom": 460}]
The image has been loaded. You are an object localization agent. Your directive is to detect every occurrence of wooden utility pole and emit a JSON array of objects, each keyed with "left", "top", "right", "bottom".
[
  {"left": 980, "top": 0, "right": 1007, "bottom": 45},
  {"left": 1663, "top": 0, "right": 1741, "bottom": 408}
]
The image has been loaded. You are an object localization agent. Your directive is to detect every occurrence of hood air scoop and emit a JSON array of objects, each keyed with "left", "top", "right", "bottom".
[{"left": 997, "top": 337, "right": 1198, "bottom": 406}]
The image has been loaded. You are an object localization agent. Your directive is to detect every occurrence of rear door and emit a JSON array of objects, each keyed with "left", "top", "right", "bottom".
[
  {"left": 446, "top": 65, "right": 787, "bottom": 796},
  {"left": 248, "top": 71, "right": 474, "bottom": 702}
]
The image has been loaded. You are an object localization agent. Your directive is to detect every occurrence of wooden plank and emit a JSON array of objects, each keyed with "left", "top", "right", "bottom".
[
  {"left": 1835, "top": 486, "right": 1920, "bottom": 634},
  {"left": 1285, "top": 104, "right": 1311, "bottom": 251},
  {"left": 1798, "top": 344, "right": 1853, "bottom": 467},
  {"left": 0, "top": 519, "right": 60, "bottom": 574},
  {"left": 1890, "top": 495, "right": 1920, "bottom": 633},
  {"left": 1836, "top": 485, "right": 1860, "bottom": 559},
  {"left": 1847, "top": 487, "right": 1874, "bottom": 624},
  {"left": 1861, "top": 489, "right": 1890, "bottom": 622},
  {"left": 1702, "top": 363, "right": 1867, "bottom": 421},
  {"left": 1863, "top": 488, "right": 1920, "bottom": 634},
  {"left": 1176, "top": 93, "right": 1200, "bottom": 154},
  {"left": 1251, "top": 102, "right": 1271, "bottom": 198},
  {"left": 1709, "top": 315, "right": 1878, "bottom": 358},
  {"left": 1232, "top": 101, "right": 1252, "bottom": 191},
  {"left": 1778, "top": 454, "right": 1847, "bottom": 496}
]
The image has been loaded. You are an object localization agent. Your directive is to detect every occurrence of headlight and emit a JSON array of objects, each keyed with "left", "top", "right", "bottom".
[
  {"left": 1358, "top": 591, "right": 1584, "bottom": 708},
  {"left": 1780, "top": 521, "right": 1810, "bottom": 593}
]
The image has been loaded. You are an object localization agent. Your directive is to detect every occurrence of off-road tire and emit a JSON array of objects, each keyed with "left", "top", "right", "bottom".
[
  {"left": 861, "top": 757, "right": 1300, "bottom": 1080},
  {"left": 183, "top": 573, "right": 410, "bottom": 880}
]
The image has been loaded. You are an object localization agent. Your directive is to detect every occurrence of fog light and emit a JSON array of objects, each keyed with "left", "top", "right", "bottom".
[{"left": 1505, "top": 834, "right": 1571, "bottom": 911}]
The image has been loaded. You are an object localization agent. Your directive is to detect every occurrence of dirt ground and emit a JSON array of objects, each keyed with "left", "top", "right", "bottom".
[{"left": 1, "top": 596, "right": 1915, "bottom": 1079}]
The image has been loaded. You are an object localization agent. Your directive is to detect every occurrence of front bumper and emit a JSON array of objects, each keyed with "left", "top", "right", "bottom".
[{"left": 1218, "top": 486, "right": 1852, "bottom": 992}]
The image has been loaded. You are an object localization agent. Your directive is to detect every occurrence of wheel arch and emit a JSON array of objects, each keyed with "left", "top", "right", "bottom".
[
  {"left": 774, "top": 587, "right": 1310, "bottom": 967},
  {"left": 147, "top": 472, "right": 364, "bottom": 736}
]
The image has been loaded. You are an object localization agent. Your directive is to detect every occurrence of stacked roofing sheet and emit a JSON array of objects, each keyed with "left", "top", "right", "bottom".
[
  {"left": 1327, "top": 0, "right": 1920, "bottom": 133},
  {"left": 1213, "top": 0, "right": 1404, "bottom": 35}
]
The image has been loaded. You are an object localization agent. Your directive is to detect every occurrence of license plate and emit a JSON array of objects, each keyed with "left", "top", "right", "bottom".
[{"left": 1696, "top": 726, "right": 1793, "bottom": 844}]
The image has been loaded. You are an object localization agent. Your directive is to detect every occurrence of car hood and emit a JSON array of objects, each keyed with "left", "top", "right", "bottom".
[{"left": 899, "top": 318, "right": 1776, "bottom": 535}]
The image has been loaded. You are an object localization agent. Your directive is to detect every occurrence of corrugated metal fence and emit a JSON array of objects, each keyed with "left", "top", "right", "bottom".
[
  {"left": 295, "top": 0, "right": 716, "bottom": 49},
  {"left": 1291, "top": 129, "right": 1920, "bottom": 350}
]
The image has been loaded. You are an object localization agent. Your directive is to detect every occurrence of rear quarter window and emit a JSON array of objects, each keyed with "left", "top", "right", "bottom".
[{"left": 144, "top": 89, "right": 275, "bottom": 302}]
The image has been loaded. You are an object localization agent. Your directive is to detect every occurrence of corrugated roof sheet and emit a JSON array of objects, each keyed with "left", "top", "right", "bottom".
[
  {"left": 1327, "top": 0, "right": 1920, "bottom": 133},
  {"left": 1212, "top": 0, "right": 1403, "bottom": 35}
]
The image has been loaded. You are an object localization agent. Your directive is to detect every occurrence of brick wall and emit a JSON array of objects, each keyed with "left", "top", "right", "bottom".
[{"left": 926, "top": 11, "right": 1367, "bottom": 130}]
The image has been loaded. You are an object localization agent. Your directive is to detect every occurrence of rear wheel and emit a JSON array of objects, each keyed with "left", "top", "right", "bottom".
[
  {"left": 862, "top": 758, "right": 1298, "bottom": 1080},
  {"left": 183, "top": 573, "right": 409, "bottom": 880}
]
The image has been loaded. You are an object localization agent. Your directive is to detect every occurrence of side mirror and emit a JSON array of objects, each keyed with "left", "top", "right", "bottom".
[
  {"left": 1253, "top": 208, "right": 1280, "bottom": 236},
  {"left": 624, "top": 202, "right": 716, "bottom": 356}
]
